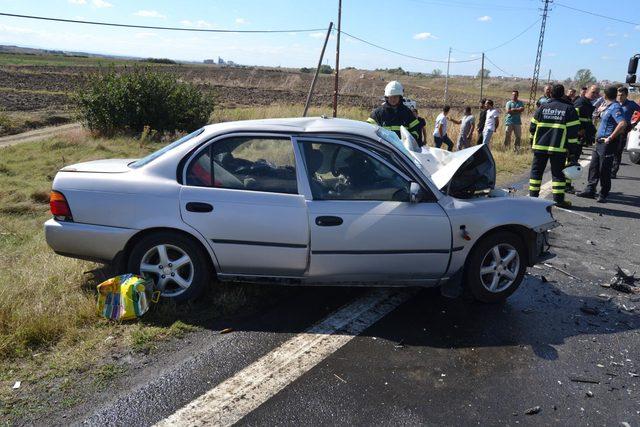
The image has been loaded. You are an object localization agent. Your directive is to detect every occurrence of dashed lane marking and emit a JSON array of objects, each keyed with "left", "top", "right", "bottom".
[{"left": 156, "top": 289, "right": 414, "bottom": 427}]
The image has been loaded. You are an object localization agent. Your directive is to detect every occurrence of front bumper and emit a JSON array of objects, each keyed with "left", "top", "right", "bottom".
[
  {"left": 528, "top": 220, "right": 559, "bottom": 266},
  {"left": 44, "top": 219, "right": 137, "bottom": 264}
]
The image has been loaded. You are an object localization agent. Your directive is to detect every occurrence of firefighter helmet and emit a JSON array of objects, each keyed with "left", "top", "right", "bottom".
[
  {"left": 384, "top": 81, "right": 404, "bottom": 97},
  {"left": 563, "top": 165, "right": 583, "bottom": 180}
]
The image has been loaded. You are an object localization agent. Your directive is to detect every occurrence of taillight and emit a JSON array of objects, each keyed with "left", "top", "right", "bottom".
[{"left": 50, "top": 191, "right": 73, "bottom": 220}]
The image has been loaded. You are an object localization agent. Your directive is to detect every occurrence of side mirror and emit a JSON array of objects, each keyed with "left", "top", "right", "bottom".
[
  {"left": 410, "top": 182, "right": 423, "bottom": 203},
  {"left": 628, "top": 55, "right": 639, "bottom": 74}
]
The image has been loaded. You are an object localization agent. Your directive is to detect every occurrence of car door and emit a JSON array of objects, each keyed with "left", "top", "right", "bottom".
[
  {"left": 297, "top": 138, "right": 452, "bottom": 281},
  {"left": 179, "top": 134, "right": 309, "bottom": 276}
]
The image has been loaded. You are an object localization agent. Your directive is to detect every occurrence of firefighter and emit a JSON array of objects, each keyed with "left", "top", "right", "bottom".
[
  {"left": 565, "top": 85, "right": 598, "bottom": 193},
  {"left": 528, "top": 84, "right": 580, "bottom": 208},
  {"left": 367, "top": 81, "right": 421, "bottom": 140}
]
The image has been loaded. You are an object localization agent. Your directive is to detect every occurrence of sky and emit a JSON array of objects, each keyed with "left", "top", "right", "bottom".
[{"left": 0, "top": 0, "right": 639, "bottom": 81}]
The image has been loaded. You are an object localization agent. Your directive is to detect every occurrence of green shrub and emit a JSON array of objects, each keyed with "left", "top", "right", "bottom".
[
  {"left": 75, "top": 67, "right": 214, "bottom": 136},
  {"left": 319, "top": 64, "right": 333, "bottom": 74}
]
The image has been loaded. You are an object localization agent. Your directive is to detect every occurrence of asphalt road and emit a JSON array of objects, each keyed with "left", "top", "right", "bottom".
[{"left": 69, "top": 147, "right": 640, "bottom": 426}]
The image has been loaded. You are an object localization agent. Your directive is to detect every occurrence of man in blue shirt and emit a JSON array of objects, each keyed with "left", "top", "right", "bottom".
[
  {"left": 611, "top": 86, "right": 640, "bottom": 178},
  {"left": 577, "top": 86, "right": 628, "bottom": 203}
]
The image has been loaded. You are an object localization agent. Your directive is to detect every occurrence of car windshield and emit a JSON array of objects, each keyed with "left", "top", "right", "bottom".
[
  {"left": 129, "top": 128, "right": 205, "bottom": 168},
  {"left": 376, "top": 127, "right": 425, "bottom": 169}
]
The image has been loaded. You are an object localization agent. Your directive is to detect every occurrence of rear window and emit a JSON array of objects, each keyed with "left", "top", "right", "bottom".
[{"left": 129, "top": 128, "right": 205, "bottom": 169}]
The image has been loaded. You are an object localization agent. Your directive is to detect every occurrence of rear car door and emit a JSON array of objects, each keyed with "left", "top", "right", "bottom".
[
  {"left": 180, "top": 134, "right": 309, "bottom": 276},
  {"left": 297, "top": 138, "right": 453, "bottom": 281}
]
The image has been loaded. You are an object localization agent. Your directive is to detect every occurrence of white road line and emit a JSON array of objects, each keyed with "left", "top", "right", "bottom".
[
  {"left": 156, "top": 289, "right": 414, "bottom": 427},
  {"left": 539, "top": 157, "right": 591, "bottom": 198}
]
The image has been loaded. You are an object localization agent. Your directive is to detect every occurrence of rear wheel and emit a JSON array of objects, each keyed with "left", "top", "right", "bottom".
[
  {"left": 127, "top": 231, "right": 213, "bottom": 302},
  {"left": 629, "top": 151, "right": 640, "bottom": 165},
  {"left": 464, "top": 231, "right": 526, "bottom": 303}
]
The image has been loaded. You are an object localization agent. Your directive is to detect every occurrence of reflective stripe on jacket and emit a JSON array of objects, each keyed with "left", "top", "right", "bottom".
[
  {"left": 368, "top": 102, "right": 420, "bottom": 139},
  {"left": 530, "top": 98, "right": 580, "bottom": 153}
]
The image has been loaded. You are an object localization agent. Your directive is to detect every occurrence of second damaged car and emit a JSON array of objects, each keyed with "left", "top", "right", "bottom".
[{"left": 45, "top": 117, "right": 557, "bottom": 303}]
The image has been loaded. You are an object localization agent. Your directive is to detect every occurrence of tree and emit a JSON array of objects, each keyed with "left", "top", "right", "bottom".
[
  {"left": 431, "top": 68, "right": 443, "bottom": 77},
  {"left": 574, "top": 69, "right": 596, "bottom": 88},
  {"left": 319, "top": 64, "right": 333, "bottom": 74},
  {"left": 477, "top": 68, "right": 491, "bottom": 78}
]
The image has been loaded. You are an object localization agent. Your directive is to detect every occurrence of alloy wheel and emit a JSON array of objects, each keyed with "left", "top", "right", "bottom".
[
  {"left": 479, "top": 243, "right": 520, "bottom": 293},
  {"left": 139, "top": 244, "right": 194, "bottom": 298}
]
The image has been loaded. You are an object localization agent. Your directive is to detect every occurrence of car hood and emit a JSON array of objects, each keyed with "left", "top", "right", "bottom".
[
  {"left": 410, "top": 144, "right": 496, "bottom": 197},
  {"left": 59, "top": 159, "right": 136, "bottom": 173}
]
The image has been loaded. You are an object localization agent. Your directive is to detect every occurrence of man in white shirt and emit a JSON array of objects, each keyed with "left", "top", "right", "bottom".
[
  {"left": 432, "top": 105, "right": 460, "bottom": 151},
  {"left": 482, "top": 99, "right": 500, "bottom": 147}
]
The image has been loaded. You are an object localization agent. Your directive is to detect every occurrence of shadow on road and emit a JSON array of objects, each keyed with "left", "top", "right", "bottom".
[{"left": 90, "top": 268, "right": 639, "bottom": 362}]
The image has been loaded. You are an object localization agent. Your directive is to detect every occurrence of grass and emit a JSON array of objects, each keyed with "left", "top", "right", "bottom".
[
  {"left": 0, "top": 52, "right": 140, "bottom": 67},
  {"left": 0, "top": 109, "right": 75, "bottom": 137}
]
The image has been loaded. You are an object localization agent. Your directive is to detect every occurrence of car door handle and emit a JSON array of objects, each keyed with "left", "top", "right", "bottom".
[
  {"left": 186, "top": 202, "right": 213, "bottom": 213},
  {"left": 315, "top": 216, "right": 343, "bottom": 226}
]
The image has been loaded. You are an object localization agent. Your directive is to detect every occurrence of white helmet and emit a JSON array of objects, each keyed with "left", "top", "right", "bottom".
[
  {"left": 403, "top": 98, "right": 417, "bottom": 110},
  {"left": 384, "top": 80, "right": 404, "bottom": 97},
  {"left": 563, "top": 165, "right": 583, "bottom": 180}
]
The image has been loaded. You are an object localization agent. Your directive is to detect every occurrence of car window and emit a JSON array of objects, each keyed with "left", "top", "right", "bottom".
[
  {"left": 185, "top": 137, "right": 298, "bottom": 194},
  {"left": 130, "top": 128, "right": 205, "bottom": 168},
  {"left": 299, "top": 141, "right": 410, "bottom": 202}
]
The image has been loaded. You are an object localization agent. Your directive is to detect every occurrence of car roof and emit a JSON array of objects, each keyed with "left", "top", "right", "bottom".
[{"left": 200, "top": 117, "right": 381, "bottom": 140}]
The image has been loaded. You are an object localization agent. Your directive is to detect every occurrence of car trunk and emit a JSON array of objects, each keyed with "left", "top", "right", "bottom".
[{"left": 59, "top": 159, "right": 135, "bottom": 173}]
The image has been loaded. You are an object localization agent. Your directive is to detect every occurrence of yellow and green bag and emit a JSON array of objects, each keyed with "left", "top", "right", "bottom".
[{"left": 97, "top": 274, "right": 159, "bottom": 321}]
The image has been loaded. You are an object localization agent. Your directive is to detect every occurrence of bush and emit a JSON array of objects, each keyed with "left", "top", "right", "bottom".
[
  {"left": 75, "top": 67, "right": 214, "bottom": 136},
  {"left": 141, "top": 57, "right": 177, "bottom": 64},
  {"left": 299, "top": 67, "right": 312, "bottom": 73},
  {"left": 319, "top": 64, "right": 333, "bottom": 74}
]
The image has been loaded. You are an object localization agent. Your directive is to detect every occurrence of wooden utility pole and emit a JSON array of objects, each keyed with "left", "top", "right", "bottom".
[
  {"left": 480, "top": 52, "right": 485, "bottom": 102},
  {"left": 303, "top": 22, "right": 334, "bottom": 117},
  {"left": 547, "top": 69, "right": 551, "bottom": 84},
  {"left": 332, "top": 0, "right": 341, "bottom": 117},
  {"left": 444, "top": 46, "right": 451, "bottom": 103}
]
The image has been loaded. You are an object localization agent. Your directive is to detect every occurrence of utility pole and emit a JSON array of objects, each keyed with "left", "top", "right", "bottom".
[
  {"left": 303, "top": 22, "right": 334, "bottom": 117},
  {"left": 332, "top": 0, "right": 341, "bottom": 118},
  {"left": 528, "top": 0, "right": 552, "bottom": 111},
  {"left": 444, "top": 46, "right": 451, "bottom": 103},
  {"left": 480, "top": 52, "right": 485, "bottom": 103},
  {"left": 547, "top": 69, "right": 551, "bottom": 84}
]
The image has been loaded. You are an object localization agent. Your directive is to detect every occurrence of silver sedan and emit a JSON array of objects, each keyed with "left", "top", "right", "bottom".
[{"left": 45, "top": 118, "right": 557, "bottom": 303}]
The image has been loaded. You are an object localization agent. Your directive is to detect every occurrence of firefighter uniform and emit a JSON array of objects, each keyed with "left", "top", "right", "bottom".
[
  {"left": 529, "top": 97, "right": 581, "bottom": 205},
  {"left": 367, "top": 101, "right": 421, "bottom": 140},
  {"left": 564, "top": 96, "right": 596, "bottom": 191}
]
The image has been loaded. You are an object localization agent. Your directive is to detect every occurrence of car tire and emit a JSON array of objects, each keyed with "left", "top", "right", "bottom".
[
  {"left": 127, "top": 231, "right": 213, "bottom": 302},
  {"left": 629, "top": 151, "right": 640, "bottom": 165},
  {"left": 464, "top": 231, "right": 526, "bottom": 303}
]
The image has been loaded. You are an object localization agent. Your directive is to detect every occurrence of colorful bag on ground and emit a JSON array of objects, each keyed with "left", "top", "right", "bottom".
[{"left": 97, "top": 274, "right": 159, "bottom": 321}]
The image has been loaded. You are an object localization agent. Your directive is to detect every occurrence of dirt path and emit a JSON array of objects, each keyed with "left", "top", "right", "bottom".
[{"left": 0, "top": 122, "right": 82, "bottom": 148}]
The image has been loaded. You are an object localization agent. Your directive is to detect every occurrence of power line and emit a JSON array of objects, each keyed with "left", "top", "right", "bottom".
[
  {"left": 555, "top": 3, "right": 639, "bottom": 26},
  {"left": 336, "top": 29, "right": 480, "bottom": 64},
  {"left": 484, "top": 55, "right": 514, "bottom": 77},
  {"left": 453, "top": 18, "right": 542, "bottom": 55},
  {"left": 0, "top": 12, "right": 327, "bottom": 33}
]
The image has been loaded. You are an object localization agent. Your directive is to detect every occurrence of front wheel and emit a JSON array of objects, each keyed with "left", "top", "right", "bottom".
[
  {"left": 464, "top": 231, "right": 526, "bottom": 303},
  {"left": 127, "top": 231, "right": 213, "bottom": 302},
  {"left": 629, "top": 151, "right": 640, "bottom": 165}
]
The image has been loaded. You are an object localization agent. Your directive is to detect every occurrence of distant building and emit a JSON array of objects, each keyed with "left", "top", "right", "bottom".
[
  {"left": 204, "top": 59, "right": 215, "bottom": 64},
  {"left": 227, "top": 61, "right": 235, "bottom": 66},
  {"left": 218, "top": 56, "right": 225, "bottom": 65}
]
